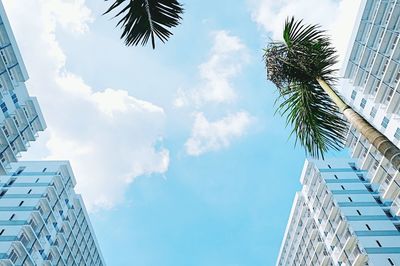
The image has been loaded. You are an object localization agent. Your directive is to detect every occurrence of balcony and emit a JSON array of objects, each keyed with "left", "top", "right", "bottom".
[{"left": 382, "top": 172, "right": 400, "bottom": 200}]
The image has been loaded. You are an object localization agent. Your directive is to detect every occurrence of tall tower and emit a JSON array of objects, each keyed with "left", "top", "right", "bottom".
[
  {"left": 0, "top": 3, "right": 46, "bottom": 174},
  {"left": 276, "top": 159, "right": 400, "bottom": 266},
  {"left": 338, "top": 0, "right": 400, "bottom": 216},
  {"left": 0, "top": 2, "right": 105, "bottom": 265}
]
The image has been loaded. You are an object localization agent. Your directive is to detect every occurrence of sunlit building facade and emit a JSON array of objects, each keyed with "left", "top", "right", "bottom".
[
  {"left": 0, "top": 3, "right": 46, "bottom": 174},
  {"left": 0, "top": 2, "right": 105, "bottom": 265},
  {"left": 276, "top": 159, "right": 400, "bottom": 266},
  {"left": 0, "top": 161, "right": 105, "bottom": 266},
  {"left": 339, "top": 0, "right": 400, "bottom": 216}
]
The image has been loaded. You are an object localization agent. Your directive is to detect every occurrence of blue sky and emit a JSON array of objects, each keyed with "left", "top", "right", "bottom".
[{"left": 3, "top": 0, "right": 361, "bottom": 265}]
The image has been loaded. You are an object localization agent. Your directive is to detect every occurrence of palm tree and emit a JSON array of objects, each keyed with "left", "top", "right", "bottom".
[
  {"left": 264, "top": 17, "right": 400, "bottom": 170},
  {"left": 104, "top": 0, "right": 184, "bottom": 49}
]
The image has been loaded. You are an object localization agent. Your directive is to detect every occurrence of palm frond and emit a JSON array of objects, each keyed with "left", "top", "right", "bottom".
[
  {"left": 263, "top": 17, "right": 348, "bottom": 158},
  {"left": 104, "top": 0, "right": 184, "bottom": 49},
  {"left": 277, "top": 81, "right": 347, "bottom": 158}
]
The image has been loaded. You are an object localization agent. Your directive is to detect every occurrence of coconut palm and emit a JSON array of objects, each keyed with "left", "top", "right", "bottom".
[
  {"left": 104, "top": 0, "right": 184, "bottom": 49},
  {"left": 264, "top": 17, "right": 400, "bottom": 170}
]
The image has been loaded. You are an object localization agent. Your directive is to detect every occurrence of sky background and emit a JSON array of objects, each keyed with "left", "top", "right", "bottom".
[{"left": 3, "top": 0, "right": 361, "bottom": 265}]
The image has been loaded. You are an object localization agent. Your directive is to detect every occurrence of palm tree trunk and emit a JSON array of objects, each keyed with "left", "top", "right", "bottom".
[{"left": 316, "top": 78, "right": 400, "bottom": 171}]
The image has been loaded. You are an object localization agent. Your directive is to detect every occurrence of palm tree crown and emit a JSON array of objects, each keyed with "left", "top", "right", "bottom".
[
  {"left": 264, "top": 17, "right": 348, "bottom": 158},
  {"left": 104, "top": 0, "right": 184, "bottom": 49}
]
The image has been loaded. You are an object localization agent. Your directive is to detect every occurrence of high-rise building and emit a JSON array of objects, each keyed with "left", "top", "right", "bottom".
[
  {"left": 339, "top": 0, "right": 400, "bottom": 216},
  {"left": 0, "top": 161, "right": 105, "bottom": 266},
  {"left": 0, "top": 3, "right": 105, "bottom": 265},
  {"left": 276, "top": 159, "right": 400, "bottom": 266},
  {"left": 0, "top": 3, "right": 46, "bottom": 174}
]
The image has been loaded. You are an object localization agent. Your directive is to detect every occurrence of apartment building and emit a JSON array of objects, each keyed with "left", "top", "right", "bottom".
[
  {"left": 276, "top": 159, "right": 400, "bottom": 266},
  {"left": 339, "top": 0, "right": 400, "bottom": 216},
  {"left": 0, "top": 3, "right": 46, "bottom": 174}
]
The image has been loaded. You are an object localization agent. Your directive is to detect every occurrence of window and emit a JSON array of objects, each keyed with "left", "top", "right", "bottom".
[
  {"left": 382, "top": 58, "right": 389, "bottom": 75},
  {"left": 13, "top": 167, "right": 25, "bottom": 176},
  {"left": 360, "top": 98, "right": 367, "bottom": 109},
  {"left": 386, "top": 88, "right": 395, "bottom": 103},
  {"left": 376, "top": 197, "right": 383, "bottom": 204},
  {"left": 11, "top": 94, "right": 17, "bottom": 104},
  {"left": 19, "top": 233, "right": 28, "bottom": 246},
  {"left": 351, "top": 90, "right": 357, "bottom": 100},
  {"left": 391, "top": 34, "right": 399, "bottom": 51},
  {"left": 8, "top": 249, "right": 18, "bottom": 263},
  {"left": 12, "top": 117, "right": 19, "bottom": 128},
  {"left": 357, "top": 173, "right": 365, "bottom": 181},
  {"left": 0, "top": 102, "right": 7, "bottom": 113},
  {"left": 348, "top": 197, "right": 353, "bottom": 202},
  {"left": 384, "top": 209, "right": 394, "bottom": 218},
  {"left": 356, "top": 210, "right": 362, "bottom": 215},
  {"left": 2, "top": 125, "right": 8, "bottom": 138},
  {"left": 23, "top": 108, "right": 29, "bottom": 119},
  {"left": 5, "top": 178, "right": 16, "bottom": 187},
  {"left": 395, "top": 128, "right": 400, "bottom": 141},
  {"left": 366, "top": 224, "right": 371, "bottom": 231},
  {"left": 382, "top": 116, "right": 390, "bottom": 128},
  {"left": 395, "top": 70, "right": 400, "bottom": 83},
  {"left": 47, "top": 251, "right": 53, "bottom": 262},
  {"left": 370, "top": 107, "right": 377, "bottom": 118},
  {"left": 349, "top": 163, "right": 357, "bottom": 171},
  {"left": 376, "top": 240, "right": 382, "bottom": 247},
  {"left": 395, "top": 224, "right": 400, "bottom": 232}
]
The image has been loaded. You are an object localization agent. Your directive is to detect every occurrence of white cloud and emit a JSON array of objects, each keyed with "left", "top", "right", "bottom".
[
  {"left": 185, "top": 112, "right": 253, "bottom": 156},
  {"left": 3, "top": 0, "right": 169, "bottom": 210},
  {"left": 174, "top": 31, "right": 249, "bottom": 107},
  {"left": 248, "top": 0, "right": 362, "bottom": 66}
]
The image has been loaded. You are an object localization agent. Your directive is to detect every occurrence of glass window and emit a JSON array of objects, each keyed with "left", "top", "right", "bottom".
[
  {"left": 8, "top": 249, "right": 18, "bottom": 263},
  {"left": 360, "top": 98, "right": 367, "bottom": 108},
  {"left": 382, "top": 116, "right": 390, "bottom": 128},
  {"left": 395, "top": 128, "right": 400, "bottom": 140},
  {"left": 370, "top": 107, "right": 377, "bottom": 118},
  {"left": 0, "top": 102, "right": 7, "bottom": 113},
  {"left": 351, "top": 90, "right": 357, "bottom": 100},
  {"left": 11, "top": 94, "right": 18, "bottom": 104}
]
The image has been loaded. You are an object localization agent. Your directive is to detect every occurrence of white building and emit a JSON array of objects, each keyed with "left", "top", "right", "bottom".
[
  {"left": 0, "top": 3, "right": 105, "bottom": 266},
  {"left": 339, "top": 0, "right": 400, "bottom": 216},
  {"left": 276, "top": 159, "right": 400, "bottom": 266},
  {"left": 0, "top": 161, "right": 105, "bottom": 266},
  {"left": 0, "top": 3, "right": 46, "bottom": 174}
]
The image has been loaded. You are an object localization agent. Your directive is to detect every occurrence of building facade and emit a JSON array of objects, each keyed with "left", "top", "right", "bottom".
[
  {"left": 276, "top": 159, "right": 400, "bottom": 266},
  {"left": 0, "top": 161, "right": 105, "bottom": 266},
  {"left": 339, "top": 0, "right": 400, "bottom": 216},
  {"left": 0, "top": 2, "right": 105, "bottom": 266},
  {"left": 0, "top": 3, "right": 46, "bottom": 174}
]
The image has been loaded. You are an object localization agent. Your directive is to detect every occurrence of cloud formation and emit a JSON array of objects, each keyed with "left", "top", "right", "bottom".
[
  {"left": 174, "top": 30, "right": 249, "bottom": 107},
  {"left": 185, "top": 112, "right": 253, "bottom": 156},
  {"left": 3, "top": 0, "right": 169, "bottom": 210}
]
